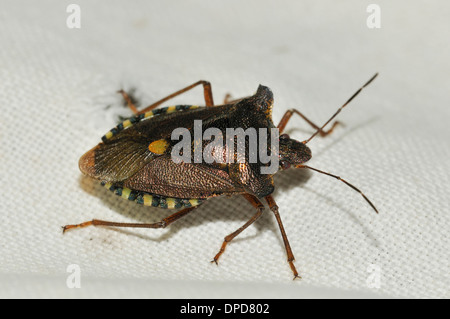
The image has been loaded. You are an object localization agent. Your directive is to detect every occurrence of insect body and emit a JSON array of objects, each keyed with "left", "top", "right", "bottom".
[{"left": 64, "top": 76, "right": 379, "bottom": 279}]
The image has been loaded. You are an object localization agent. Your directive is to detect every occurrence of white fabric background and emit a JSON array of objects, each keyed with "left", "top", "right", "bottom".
[{"left": 1, "top": 0, "right": 449, "bottom": 299}]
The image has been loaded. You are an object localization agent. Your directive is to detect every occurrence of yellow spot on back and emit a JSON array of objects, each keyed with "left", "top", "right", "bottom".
[{"left": 148, "top": 139, "right": 169, "bottom": 155}]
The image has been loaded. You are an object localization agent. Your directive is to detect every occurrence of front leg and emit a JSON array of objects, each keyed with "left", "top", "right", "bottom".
[
  {"left": 265, "top": 194, "right": 301, "bottom": 280},
  {"left": 277, "top": 108, "right": 340, "bottom": 135}
]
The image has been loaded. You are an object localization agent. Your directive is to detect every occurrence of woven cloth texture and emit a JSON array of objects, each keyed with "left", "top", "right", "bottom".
[{"left": 0, "top": 0, "right": 449, "bottom": 298}]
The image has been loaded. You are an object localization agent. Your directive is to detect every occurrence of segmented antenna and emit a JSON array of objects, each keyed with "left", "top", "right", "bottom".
[
  {"left": 297, "top": 165, "right": 379, "bottom": 214},
  {"left": 303, "top": 73, "right": 378, "bottom": 144}
]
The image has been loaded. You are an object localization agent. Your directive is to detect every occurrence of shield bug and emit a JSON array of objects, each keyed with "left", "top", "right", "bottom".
[{"left": 64, "top": 75, "right": 379, "bottom": 279}]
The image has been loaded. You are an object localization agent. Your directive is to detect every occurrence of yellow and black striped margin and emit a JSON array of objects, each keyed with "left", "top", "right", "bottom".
[
  {"left": 100, "top": 181, "right": 204, "bottom": 209},
  {"left": 101, "top": 105, "right": 200, "bottom": 142}
]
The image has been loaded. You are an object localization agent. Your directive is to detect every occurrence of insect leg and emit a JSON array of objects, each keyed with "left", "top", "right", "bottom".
[
  {"left": 265, "top": 195, "right": 301, "bottom": 280},
  {"left": 211, "top": 194, "right": 264, "bottom": 265},
  {"left": 62, "top": 206, "right": 197, "bottom": 233},
  {"left": 223, "top": 93, "right": 233, "bottom": 104},
  {"left": 277, "top": 108, "right": 340, "bottom": 136},
  {"left": 136, "top": 80, "right": 215, "bottom": 114},
  {"left": 222, "top": 93, "right": 249, "bottom": 104},
  {"left": 117, "top": 89, "right": 140, "bottom": 114}
]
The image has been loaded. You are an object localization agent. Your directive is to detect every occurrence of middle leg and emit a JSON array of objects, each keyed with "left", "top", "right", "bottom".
[
  {"left": 211, "top": 194, "right": 264, "bottom": 264},
  {"left": 265, "top": 194, "right": 301, "bottom": 280},
  {"left": 277, "top": 108, "right": 340, "bottom": 135}
]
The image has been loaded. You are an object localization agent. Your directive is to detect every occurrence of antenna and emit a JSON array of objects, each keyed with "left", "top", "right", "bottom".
[
  {"left": 297, "top": 165, "right": 379, "bottom": 214},
  {"left": 303, "top": 73, "right": 378, "bottom": 144}
]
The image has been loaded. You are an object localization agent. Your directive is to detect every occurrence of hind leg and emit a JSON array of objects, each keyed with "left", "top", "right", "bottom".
[{"left": 62, "top": 206, "right": 198, "bottom": 233}]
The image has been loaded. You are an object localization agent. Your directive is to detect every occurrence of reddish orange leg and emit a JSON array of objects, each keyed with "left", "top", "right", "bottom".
[
  {"left": 277, "top": 109, "right": 340, "bottom": 135},
  {"left": 211, "top": 194, "right": 264, "bottom": 265},
  {"left": 118, "top": 80, "right": 215, "bottom": 115},
  {"left": 222, "top": 93, "right": 249, "bottom": 105},
  {"left": 223, "top": 93, "right": 233, "bottom": 104},
  {"left": 62, "top": 206, "right": 197, "bottom": 233},
  {"left": 117, "top": 89, "right": 140, "bottom": 114},
  {"left": 265, "top": 195, "right": 301, "bottom": 280}
]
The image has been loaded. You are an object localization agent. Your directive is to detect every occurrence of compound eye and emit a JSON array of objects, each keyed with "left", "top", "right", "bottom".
[
  {"left": 280, "top": 160, "right": 291, "bottom": 170},
  {"left": 280, "top": 133, "right": 290, "bottom": 140}
]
